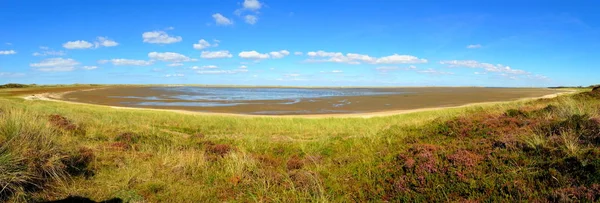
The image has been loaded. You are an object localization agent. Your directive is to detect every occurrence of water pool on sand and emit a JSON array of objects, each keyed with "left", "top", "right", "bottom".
[{"left": 60, "top": 86, "right": 565, "bottom": 115}]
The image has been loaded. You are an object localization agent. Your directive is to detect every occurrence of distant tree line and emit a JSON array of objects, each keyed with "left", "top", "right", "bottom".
[
  {"left": 0, "top": 83, "right": 34, "bottom": 88},
  {"left": 548, "top": 84, "right": 600, "bottom": 89}
]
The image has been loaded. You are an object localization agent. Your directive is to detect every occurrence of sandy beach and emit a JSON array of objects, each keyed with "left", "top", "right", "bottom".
[{"left": 20, "top": 86, "right": 572, "bottom": 118}]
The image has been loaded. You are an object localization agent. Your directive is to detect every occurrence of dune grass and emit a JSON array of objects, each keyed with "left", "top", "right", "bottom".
[{"left": 0, "top": 87, "right": 599, "bottom": 202}]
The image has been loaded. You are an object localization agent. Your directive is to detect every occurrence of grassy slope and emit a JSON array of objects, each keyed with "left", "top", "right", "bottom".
[{"left": 0, "top": 87, "right": 599, "bottom": 202}]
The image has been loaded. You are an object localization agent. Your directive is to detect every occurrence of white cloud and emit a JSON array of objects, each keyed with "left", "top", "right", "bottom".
[
  {"left": 243, "top": 0, "right": 262, "bottom": 10},
  {"left": 196, "top": 69, "right": 247, "bottom": 74},
  {"left": 142, "top": 31, "right": 182, "bottom": 44},
  {"left": 269, "top": 50, "right": 290, "bottom": 59},
  {"left": 0, "top": 72, "right": 25, "bottom": 77},
  {"left": 375, "top": 65, "right": 419, "bottom": 74},
  {"left": 245, "top": 15, "right": 258, "bottom": 24},
  {"left": 193, "top": 39, "right": 212, "bottom": 50},
  {"left": 165, "top": 73, "right": 185, "bottom": 77},
  {"left": 375, "top": 66, "right": 400, "bottom": 73},
  {"left": 467, "top": 44, "right": 482, "bottom": 49},
  {"left": 101, "top": 59, "right": 154, "bottom": 66},
  {"left": 148, "top": 52, "right": 194, "bottom": 63},
  {"left": 5, "top": 43, "right": 12, "bottom": 46},
  {"left": 63, "top": 40, "right": 93, "bottom": 49},
  {"left": 320, "top": 70, "right": 343, "bottom": 74},
  {"left": 440, "top": 60, "right": 528, "bottom": 75},
  {"left": 191, "top": 65, "right": 218, "bottom": 70},
  {"left": 239, "top": 50, "right": 270, "bottom": 59},
  {"left": 284, "top": 73, "right": 301, "bottom": 77},
  {"left": 33, "top": 47, "right": 65, "bottom": 56},
  {"left": 0, "top": 50, "right": 17, "bottom": 55},
  {"left": 239, "top": 65, "right": 247, "bottom": 69},
  {"left": 167, "top": 63, "right": 184, "bottom": 67},
  {"left": 63, "top": 37, "right": 118, "bottom": 49},
  {"left": 201, "top": 50, "right": 233, "bottom": 59},
  {"left": 306, "top": 51, "right": 427, "bottom": 64},
  {"left": 212, "top": 13, "right": 233, "bottom": 25},
  {"left": 30, "top": 58, "right": 79, "bottom": 71},
  {"left": 95, "top": 37, "right": 119, "bottom": 48},
  {"left": 33, "top": 50, "right": 65, "bottom": 56},
  {"left": 82, "top": 66, "right": 98, "bottom": 70},
  {"left": 294, "top": 52, "right": 303, "bottom": 56},
  {"left": 307, "top": 51, "right": 343, "bottom": 57},
  {"left": 418, "top": 68, "right": 454, "bottom": 75},
  {"left": 374, "top": 54, "right": 428, "bottom": 64}
]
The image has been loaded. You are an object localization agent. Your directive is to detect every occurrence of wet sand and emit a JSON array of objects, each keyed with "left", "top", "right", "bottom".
[{"left": 54, "top": 86, "right": 566, "bottom": 115}]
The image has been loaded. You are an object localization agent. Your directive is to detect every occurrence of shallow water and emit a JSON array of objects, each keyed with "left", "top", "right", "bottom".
[
  {"left": 117, "top": 87, "right": 404, "bottom": 108},
  {"left": 61, "top": 86, "right": 563, "bottom": 115},
  {"left": 150, "top": 87, "right": 402, "bottom": 101}
]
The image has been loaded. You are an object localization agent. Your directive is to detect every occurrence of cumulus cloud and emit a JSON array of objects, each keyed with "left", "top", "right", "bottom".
[
  {"left": 417, "top": 68, "right": 454, "bottom": 75},
  {"left": 33, "top": 49, "right": 65, "bottom": 56},
  {"left": 239, "top": 50, "right": 270, "bottom": 59},
  {"left": 375, "top": 54, "right": 428, "bottom": 64},
  {"left": 239, "top": 65, "right": 247, "bottom": 69},
  {"left": 193, "top": 39, "right": 212, "bottom": 50},
  {"left": 196, "top": 69, "right": 248, "bottom": 74},
  {"left": 467, "top": 44, "right": 482, "bottom": 49},
  {"left": 99, "top": 59, "right": 154, "bottom": 66},
  {"left": 0, "top": 72, "right": 25, "bottom": 77},
  {"left": 212, "top": 13, "right": 233, "bottom": 25},
  {"left": 63, "top": 40, "right": 93, "bottom": 49},
  {"left": 95, "top": 37, "right": 119, "bottom": 48},
  {"left": 243, "top": 0, "right": 262, "bottom": 10},
  {"left": 245, "top": 15, "right": 258, "bottom": 24},
  {"left": 440, "top": 60, "right": 528, "bottom": 75},
  {"left": 320, "top": 70, "right": 343, "bottom": 74},
  {"left": 440, "top": 60, "right": 550, "bottom": 80},
  {"left": 148, "top": 52, "right": 194, "bottom": 63},
  {"left": 167, "top": 63, "right": 184, "bottom": 67},
  {"left": 0, "top": 50, "right": 17, "bottom": 55},
  {"left": 375, "top": 66, "right": 400, "bottom": 73},
  {"left": 63, "top": 37, "right": 119, "bottom": 49},
  {"left": 165, "top": 74, "right": 185, "bottom": 77},
  {"left": 294, "top": 52, "right": 303, "bottom": 56},
  {"left": 284, "top": 73, "right": 301, "bottom": 77},
  {"left": 82, "top": 66, "right": 98, "bottom": 70},
  {"left": 201, "top": 50, "right": 233, "bottom": 59},
  {"left": 142, "top": 31, "right": 182, "bottom": 44},
  {"left": 375, "top": 65, "right": 417, "bottom": 73},
  {"left": 269, "top": 50, "right": 290, "bottom": 59},
  {"left": 306, "top": 51, "right": 427, "bottom": 64},
  {"left": 30, "top": 58, "right": 79, "bottom": 71},
  {"left": 190, "top": 65, "right": 219, "bottom": 70}
]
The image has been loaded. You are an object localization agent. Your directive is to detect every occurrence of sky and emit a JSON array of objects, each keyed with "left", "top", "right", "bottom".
[{"left": 0, "top": 0, "right": 599, "bottom": 87}]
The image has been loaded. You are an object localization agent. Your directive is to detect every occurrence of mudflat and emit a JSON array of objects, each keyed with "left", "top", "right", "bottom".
[{"left": 55, "top": 86, "right": 566, "bottom": 115}]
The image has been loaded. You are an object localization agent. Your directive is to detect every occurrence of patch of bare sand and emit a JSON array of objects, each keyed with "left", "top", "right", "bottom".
[{"left": 21, "top": 89, "right": 575, "bottom": 119}]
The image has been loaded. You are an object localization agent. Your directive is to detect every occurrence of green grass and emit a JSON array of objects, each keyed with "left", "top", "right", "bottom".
[{"left": 0, "top": 87, "right": 599, "bottom": 202}]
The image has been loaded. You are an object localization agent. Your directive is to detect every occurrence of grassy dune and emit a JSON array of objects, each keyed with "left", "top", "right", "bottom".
[{"left": 0, "top": 87, "right": 599, "bottom": 202}]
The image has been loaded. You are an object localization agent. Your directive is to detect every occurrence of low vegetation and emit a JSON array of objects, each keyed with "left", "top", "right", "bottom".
[{"left": 0, "top": 86, "right": 599, "bottom": 202}]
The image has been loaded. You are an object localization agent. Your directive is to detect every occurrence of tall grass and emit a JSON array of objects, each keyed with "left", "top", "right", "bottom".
[
  {"left": 0, "top": 89, "right": 598, "bottom": 202},
  {"left": 0, "top": 109, "right": 91, "bottom": 202}
]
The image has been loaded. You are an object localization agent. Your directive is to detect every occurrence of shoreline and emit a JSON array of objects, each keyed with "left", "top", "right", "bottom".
[{"left": 21, "top": 88, "right": 575, "bottom": 118}]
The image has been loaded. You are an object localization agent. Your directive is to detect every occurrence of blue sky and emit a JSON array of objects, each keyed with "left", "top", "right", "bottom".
[{"left": 0, "top": 0, "right": 598, "bottom": 87}]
